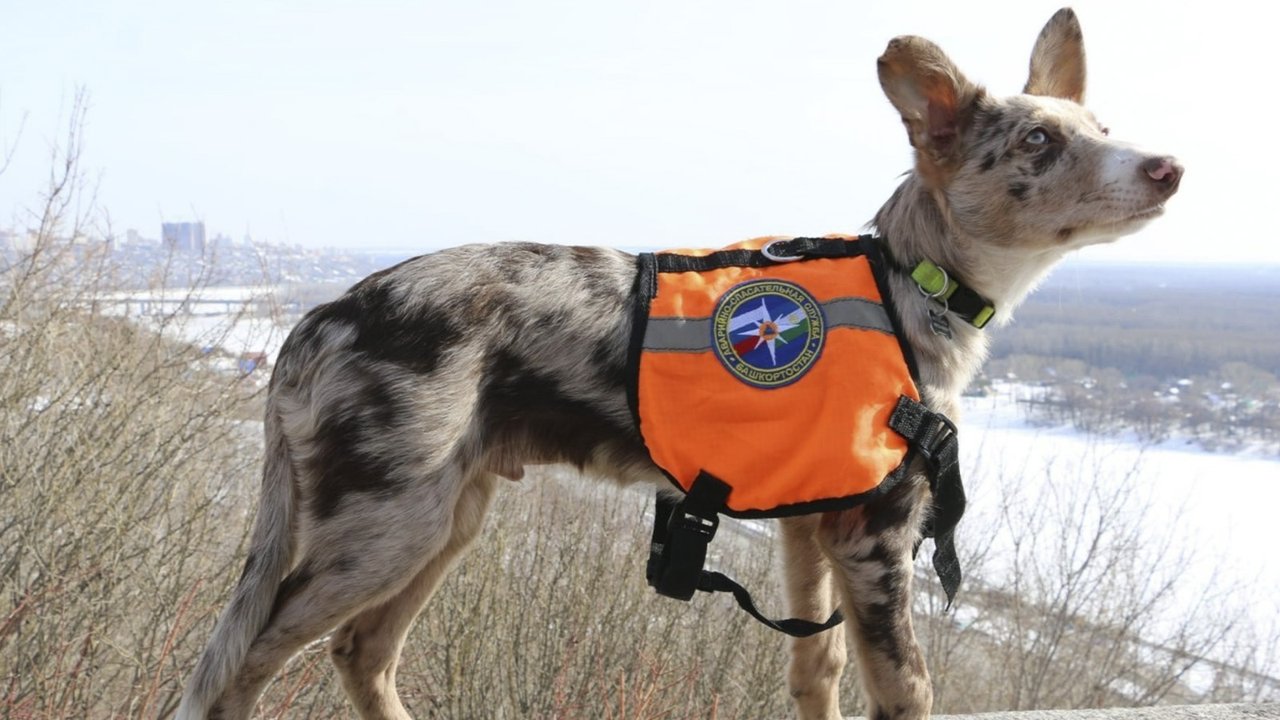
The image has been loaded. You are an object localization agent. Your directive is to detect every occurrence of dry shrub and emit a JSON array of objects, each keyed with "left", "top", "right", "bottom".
[
  {"left": 247, "top": 471, "right": 828, "bottom": 719},
  {"left": 0, "top": 114, "right": 826, "bottom": 716},
  {"left": 1, "top": 100, "right": 264, "bottom": 718},
  {"left": 914, "top": 449, "right": 1280, "bottom": 712},
  {"left": 0, "top": 163, "right": 810, "bottom": 717},
  {"left": 4, "top": 98, "right": 1273, "bottom": 720}
]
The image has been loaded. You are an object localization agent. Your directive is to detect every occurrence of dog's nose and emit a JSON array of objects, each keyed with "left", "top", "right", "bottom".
[{"left": 1142, "top": 156, "right": 1183, "bottom": 191}]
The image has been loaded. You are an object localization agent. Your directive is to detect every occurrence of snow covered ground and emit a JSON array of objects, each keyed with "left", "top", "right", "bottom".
[{"left": 961, "top": 382, "right": 1280, "bottom": 641}]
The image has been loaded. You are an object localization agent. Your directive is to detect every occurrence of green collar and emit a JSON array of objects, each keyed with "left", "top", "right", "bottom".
[{"left": 910, "top": 260, "right": 996, "bottom": 330}]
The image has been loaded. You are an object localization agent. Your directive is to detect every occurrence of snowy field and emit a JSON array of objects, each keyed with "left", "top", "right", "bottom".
[
  {"left": 99, "top": 285, "right": 295, "bottom": 367},
  {"left": 961, "top": 383, "right": 1280, "bottom": 639}
]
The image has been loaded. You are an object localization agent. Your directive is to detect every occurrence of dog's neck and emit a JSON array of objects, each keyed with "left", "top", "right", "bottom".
[{"left": 872, "top": 175, "right": 1065, "bottom": 418}]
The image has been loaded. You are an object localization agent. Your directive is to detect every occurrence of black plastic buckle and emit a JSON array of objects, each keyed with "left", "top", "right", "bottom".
[
  {"left": 649, "top": 503, "right": 719, "bottom": 601},
  {"left": 647, "top": 473, "right": 732, "bottom": 602},
  {"left": 673, "top": 508, "right": 718, "bottom": 545},
  {"left": 915, "top": 412, "right": 958, "bottom": 466}
]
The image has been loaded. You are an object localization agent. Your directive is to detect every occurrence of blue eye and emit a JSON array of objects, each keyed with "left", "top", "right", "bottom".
[{"left": 1025, "top": 128, "right": 1050, "bottom": 146}]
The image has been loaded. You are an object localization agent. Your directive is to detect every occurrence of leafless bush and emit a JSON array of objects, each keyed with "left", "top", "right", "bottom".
[
  {"left": 1, "top": 96, "right": 264, "bottom": 718},
  {"left": 239, "top": 471, "right": 831, "bottom": 719},
  {"left": 4, "top": 97, "right": 1274, "bottom": 719},
  {"left": 0, "top": 102, "right": 817, "bottom": 716},
  {"left": 914, "top": 448, "right": 1279, "bottom": 712},
  {"left": 0, "top": 100, "right": 810, "bottom": 717}
]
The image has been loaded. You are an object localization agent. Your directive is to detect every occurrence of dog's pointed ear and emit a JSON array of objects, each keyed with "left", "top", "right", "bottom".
[
  {"left": 878, "top": 36, "right": 983, "bottom": 180},
  {"left": 1024, "top": 8, "right": 1087, "bottom": 103}
]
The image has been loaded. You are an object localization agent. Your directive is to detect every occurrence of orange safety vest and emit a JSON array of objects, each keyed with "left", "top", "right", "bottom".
[
  {"left": 628, "top": 235, "right": 965, "bottom": 633},
  {"left": 632, "top": 235, "right": 920, "bottom": 515}
]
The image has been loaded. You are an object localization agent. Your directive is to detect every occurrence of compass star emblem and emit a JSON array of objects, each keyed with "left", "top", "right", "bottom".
[
  {"left": 734, "top": 298, "right": 805, "bottom": 365},
  {"left": 711, "top": 279, "right": 826, "bottom": 389}
]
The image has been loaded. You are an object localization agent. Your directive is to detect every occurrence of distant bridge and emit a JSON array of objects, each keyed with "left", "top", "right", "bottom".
[{"left": 94, "top": 296, "right": 302, "bottom": 316}]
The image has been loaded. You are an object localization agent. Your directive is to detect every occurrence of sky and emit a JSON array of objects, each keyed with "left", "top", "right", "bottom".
[{"left": 0, "top": 0, "right": 1274, "bottom": 264}]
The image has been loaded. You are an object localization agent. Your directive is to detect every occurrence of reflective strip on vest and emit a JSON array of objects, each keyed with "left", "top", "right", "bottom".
[{"left": 636, "top": 236, "right": 920, "bottom": 516}]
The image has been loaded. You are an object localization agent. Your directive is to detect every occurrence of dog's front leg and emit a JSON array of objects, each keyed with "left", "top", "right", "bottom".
[
  {"left": 819, "top": 480, "right": 933, "bottom": 720},
  {"left": 781, "top": 516, "right": 847, "bottom": 720}
]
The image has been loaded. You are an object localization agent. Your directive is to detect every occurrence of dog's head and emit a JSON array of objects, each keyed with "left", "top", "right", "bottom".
[{"left": 878, "top": 8, "right": 1181, "bottom": 252}]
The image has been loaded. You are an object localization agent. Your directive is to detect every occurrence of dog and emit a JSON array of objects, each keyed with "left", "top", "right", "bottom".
[{"left": 177, "top": 8, "right": 1182, "bottom": 719}]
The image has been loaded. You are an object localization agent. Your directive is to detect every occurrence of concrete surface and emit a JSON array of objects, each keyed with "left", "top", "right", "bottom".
[{"left": 923, "top": 705, "right": 1279, "bottom": 720}]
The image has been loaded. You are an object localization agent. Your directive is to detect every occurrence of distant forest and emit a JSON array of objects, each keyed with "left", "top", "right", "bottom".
[
  {"left": 983, "top": 261, "right": 1280, "bottom": 452},
  {"left": 992, "top": 262, "right": 1280, "bottom": 377}
]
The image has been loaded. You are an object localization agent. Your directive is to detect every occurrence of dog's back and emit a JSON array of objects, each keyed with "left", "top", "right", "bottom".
[{"left": 179, "top": 242, "right": 657, "bottom": 718}]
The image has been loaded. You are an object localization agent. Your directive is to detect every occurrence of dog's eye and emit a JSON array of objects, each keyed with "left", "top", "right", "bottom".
[
  {"left": 1100, "top": 126, "right": 1111, "bottom": 136},
  {"left": 1025, "top": 128, "right": 1050, "bottom": 146}
]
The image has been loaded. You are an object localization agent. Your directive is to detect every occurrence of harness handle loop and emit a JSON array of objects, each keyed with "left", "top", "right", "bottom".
[
  {"left": 698, "top": 571, "right": 844, "bottom": 637},
  {"left": 762, "top": 239, "right": 806, "bottom": 263}
]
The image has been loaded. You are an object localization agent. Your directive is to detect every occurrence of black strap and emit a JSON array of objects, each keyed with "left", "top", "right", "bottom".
[
  {"left": 944, "top": 284, "right": 994, "bottom": 328},
  {"left": 698, "top": 571, "right": 844, "bottom": 637},
  {"left": 646, "top": 491, "right": 718, "bottom": 601},
  {"left": 626, "top": 252, "right": 658, "bottom": 433},
  {"left": 889, "top": 396, "right": 967, "bottom": 608},
  {"left": 647, "top": 473, "right": 845, "bottom": 637},
  {"left": 653, "top": 236, "right": 869, "bottom": 273}
]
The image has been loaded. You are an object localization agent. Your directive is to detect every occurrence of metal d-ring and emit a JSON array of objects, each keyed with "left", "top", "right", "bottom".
[
  {"left": 761, "top": 239, "right": 804, "bottom": 263},
  {"left": 918, "top": 266, "right": 954, "bottom": 338},
  {"left": 917, "top": 266, "right": 951, "bottom": 302}
]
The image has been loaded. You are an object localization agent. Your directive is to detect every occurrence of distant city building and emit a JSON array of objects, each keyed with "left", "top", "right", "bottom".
[
  {"left": 162, "top": 221, "right": 206, "bottom": 253},
  {"left": 0, "top": 229, "right": 37, "bottom": 253},
  {"left": 210, "top": 233, "right": 235, "bottom": 253}
]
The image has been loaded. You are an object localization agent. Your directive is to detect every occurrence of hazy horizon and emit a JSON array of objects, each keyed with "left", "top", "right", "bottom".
[{"left": 1, "top": 1, "right": 1272, "bottom": 265}]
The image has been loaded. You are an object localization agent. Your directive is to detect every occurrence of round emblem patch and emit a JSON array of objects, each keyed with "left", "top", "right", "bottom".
[{"left": 711, "top": 279, "right": 826, "bottom": 388}]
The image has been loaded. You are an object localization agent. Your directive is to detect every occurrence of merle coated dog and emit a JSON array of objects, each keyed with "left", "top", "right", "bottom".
[{"left": 178, "top": 9, "right": 1182, "bottom": 719}]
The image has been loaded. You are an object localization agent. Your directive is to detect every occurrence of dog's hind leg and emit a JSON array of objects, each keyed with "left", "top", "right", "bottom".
[
  {"left": 329, "top": 471, "right": 498, "bottom": 720},
  {"left": 819, "top": 480, "right": 933, "bottom": 720},
  {"left": 205, "top": 463, "right": 480, "bottom": 720},
  {"left": 781, "top": 515, "right": 847, "bottom": 720}
]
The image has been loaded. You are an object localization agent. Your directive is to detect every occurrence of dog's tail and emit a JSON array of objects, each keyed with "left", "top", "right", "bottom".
[{"left": 175, "top": 399, "right": 296, "bottom": 719}]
